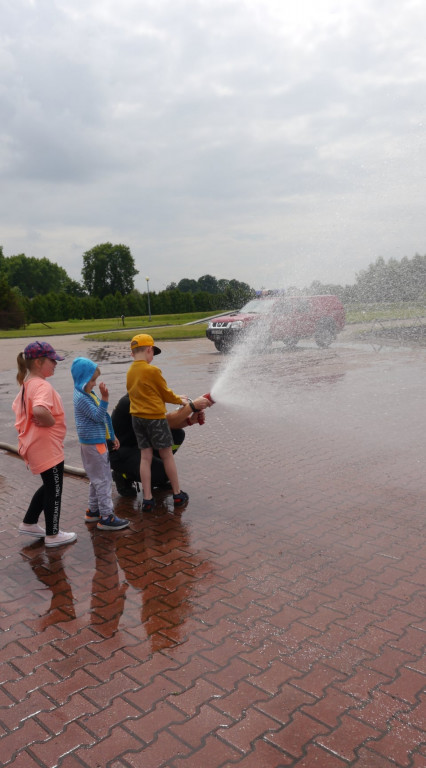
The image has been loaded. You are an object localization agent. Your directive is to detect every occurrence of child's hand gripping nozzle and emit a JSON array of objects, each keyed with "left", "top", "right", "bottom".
[{"left": 197, "top": 393, "right": 215, "bottom": 425}]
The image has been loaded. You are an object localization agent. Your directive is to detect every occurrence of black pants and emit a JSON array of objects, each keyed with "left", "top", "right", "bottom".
[
  {"left": 23, "top": 462, "right": 64, "bottom": 536},
  {"left": 110, "top": 429, "right": 185, "bottom": 488}
]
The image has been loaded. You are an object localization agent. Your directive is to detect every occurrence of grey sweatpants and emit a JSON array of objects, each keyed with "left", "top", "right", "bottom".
[{"left": 80, "top": 444, "right": 113, "bottom": 518}]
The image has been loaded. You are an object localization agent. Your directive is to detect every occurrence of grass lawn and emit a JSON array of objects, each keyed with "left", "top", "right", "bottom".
[
  {"left": 1, "top": 303, "right": 425, "bottom": 341},
  {"left": 88, "top": 324, "right": 209, "bottom": 342},
  {"left": 345, "top": 302, "right": 426, "bottom": 323},
  {"left": 0, "top": 312, "right": 213, "bottom": 340}
]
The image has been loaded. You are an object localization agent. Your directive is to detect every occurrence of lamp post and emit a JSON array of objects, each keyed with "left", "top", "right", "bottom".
[{"left": 145, "top": 277, "right": 151, "bottom": 321}]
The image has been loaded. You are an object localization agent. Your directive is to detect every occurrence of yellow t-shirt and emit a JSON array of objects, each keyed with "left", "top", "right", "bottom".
[{"left": 126, "top": 360, "right": 182, "bottom": 419}]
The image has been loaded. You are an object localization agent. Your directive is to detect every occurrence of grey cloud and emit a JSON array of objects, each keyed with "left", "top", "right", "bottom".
[{"left": 1, "top": 0, "right": 426, "bottom": 291}]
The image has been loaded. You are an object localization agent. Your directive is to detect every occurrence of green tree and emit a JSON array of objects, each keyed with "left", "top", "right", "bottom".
[
  {"left": 177, "top": 278, "right": 198, "bottom": 293},
  {"left": 81, "top": 243, "right": 138, "bottom": 298},
  {"left": 0, "top": 274, "right": 26, "bottom": 328},
  {"left": 164, "top": 275, "right": 255, "bottom": 306},
  {"left": 221, "top": 279, "right": 253, "bottom": 307},
  {"left": 308, "top": 280, "right": 347, "bottom": 301},
  {"left": 28, "top": 294, "right": 49, "bottom": 323},
  {"left": 44, "top": 292, "right": 63, "bottom": 321},
  {"left": 4, "top": 254, "right": 72, "bottom": 297},
  {"left": 65, "top": 278, "right": 86, "bottom": 297},
  {"left": 101, "top": 292, "right": 125, "bottom": 319},
  {"left": 168, "top": 289, "right": 194, "bottom": 312},
  {"left": 61, "top": 294, "right": 81, "bottom": 320},
  {"left": 197, "top": 274, "right": 218, "bottom": 294},
  {"left": 193, "top": 291, "right": 215, "bottom": 311},
  {"left": 355, "top": 257, "right": 400, "bottom": 302},
  {"left": 125, "top": 289, "right": 144, "bottom": 316}
]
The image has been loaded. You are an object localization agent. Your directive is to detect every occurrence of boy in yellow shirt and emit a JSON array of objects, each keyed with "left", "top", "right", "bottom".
[{"left": 126, "top": 334, "right": 190, "bottom": 512}]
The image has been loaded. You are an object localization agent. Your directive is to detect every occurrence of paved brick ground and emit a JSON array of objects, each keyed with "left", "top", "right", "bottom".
[{"left": 0, "top": 337, "right": 425, "bottom": 767}]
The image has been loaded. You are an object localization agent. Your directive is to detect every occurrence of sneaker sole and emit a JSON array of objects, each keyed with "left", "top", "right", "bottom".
[
  {"left": 85, "top": 517, "right": 101, "bottom": 522},
  {"left": 97, "top": 522, "right": 130, "bottom": 530},
  {"left": 45, "top": 536, "right": 77, "bottom": 548},
  {"left": 19, "top": 531, "right": 45, "bottom": 537}
]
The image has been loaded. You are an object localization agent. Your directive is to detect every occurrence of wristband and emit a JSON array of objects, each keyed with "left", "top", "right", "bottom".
[{"left": 188, "top": 397, "right": 201, "bottom": 413}]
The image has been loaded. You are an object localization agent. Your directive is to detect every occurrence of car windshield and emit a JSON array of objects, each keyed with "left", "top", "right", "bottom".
[{"left": 239, "top": 299, "right": 278, "bottom": 314}]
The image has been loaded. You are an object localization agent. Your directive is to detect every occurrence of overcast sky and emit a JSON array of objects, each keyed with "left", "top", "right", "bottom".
[{"left": 1, "top": 0, "right": 426, "bottom": 293}]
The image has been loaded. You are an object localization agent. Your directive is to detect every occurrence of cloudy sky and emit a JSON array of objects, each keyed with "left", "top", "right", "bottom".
[{"left": 1, "top": 0, "right": 426, "bottom": 293}]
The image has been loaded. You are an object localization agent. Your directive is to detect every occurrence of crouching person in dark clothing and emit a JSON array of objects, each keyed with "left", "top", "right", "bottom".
[{"left": 109, "top": 393, "right": 211, "bottom": 497}]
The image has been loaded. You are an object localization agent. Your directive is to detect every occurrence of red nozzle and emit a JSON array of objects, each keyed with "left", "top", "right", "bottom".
[{"left": 203, "top": 392, "right": 215, "bottom": 404}]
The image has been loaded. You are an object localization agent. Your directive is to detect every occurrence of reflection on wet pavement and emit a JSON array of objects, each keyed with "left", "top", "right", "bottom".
[
  {"left": 1, "top": 336, "right": 426, "bottom": 767},
  {"left": 14, "top": 506, "right": 214, "bottom": 652}
]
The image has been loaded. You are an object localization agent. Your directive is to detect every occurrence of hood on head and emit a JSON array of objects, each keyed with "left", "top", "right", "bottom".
[{"left": 71, "top": 357, "right": 98, "bottom": 393}]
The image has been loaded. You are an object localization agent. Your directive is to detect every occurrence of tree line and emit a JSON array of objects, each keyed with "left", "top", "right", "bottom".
[
  {"left": 305, "top": 254, "right": 426, "bottom": 304},
  {"left": 1, "top": 243, "right": 425, "bottom": 329},
  {"left": 0, "top": 243, "right": 253, "bottom": 328}
]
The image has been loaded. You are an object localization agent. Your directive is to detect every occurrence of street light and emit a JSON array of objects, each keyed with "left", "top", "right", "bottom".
[{"left": 145, "top": 276, "right": 151, "bottom": 321}]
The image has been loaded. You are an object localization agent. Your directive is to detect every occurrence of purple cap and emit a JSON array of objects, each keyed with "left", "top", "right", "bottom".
[{"left": 24, "top": 341, "right": 65, "bottom": 361}]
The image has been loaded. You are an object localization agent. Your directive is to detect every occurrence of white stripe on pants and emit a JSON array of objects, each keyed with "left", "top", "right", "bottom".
[{"left": 80, "top": 444, "right": 114, "bottom": 518}]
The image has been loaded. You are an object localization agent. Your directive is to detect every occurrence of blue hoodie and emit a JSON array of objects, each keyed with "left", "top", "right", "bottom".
[{"left": 71, "top": 357, "right": 115, "bottom": 445}]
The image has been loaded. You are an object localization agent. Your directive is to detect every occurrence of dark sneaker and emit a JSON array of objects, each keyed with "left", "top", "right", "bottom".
[
  {"left": 142, "top": 498, "right": 156, "bottom": 512},
  {"left": 173, "top": 490, "right": 189, "bottom": 507},
  {"left": 97, "top": 515, "right": 129, "bottom": 531},
  {"left": 85, "top": 509, "right": 101, "bottom": 522},
  {"left": 112, "top": 471, "right": 137, "bottom": 498}
]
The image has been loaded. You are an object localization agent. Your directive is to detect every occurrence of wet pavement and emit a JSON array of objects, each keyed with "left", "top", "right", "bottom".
[{"left": 0, "top": 335, "right": 425, "bottom": 767}]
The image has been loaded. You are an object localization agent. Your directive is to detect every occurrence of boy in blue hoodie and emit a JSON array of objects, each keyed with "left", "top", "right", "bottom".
[{"left": 71, "top": 357, "right": 129, "bottom": 530}]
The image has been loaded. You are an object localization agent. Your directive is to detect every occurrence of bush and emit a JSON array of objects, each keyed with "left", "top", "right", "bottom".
[{"left": 0, "top": 309, "right": 26, "bottom": 330}]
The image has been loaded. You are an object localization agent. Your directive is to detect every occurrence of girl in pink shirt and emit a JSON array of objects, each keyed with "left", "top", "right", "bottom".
[{"left": 12, "top": 341, "right": 76, "bottom": 548}]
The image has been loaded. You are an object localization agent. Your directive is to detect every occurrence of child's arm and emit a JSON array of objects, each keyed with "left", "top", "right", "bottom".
[
  {"left": 32, "top": 405, "right": 55, "bottom": 427},
  {"left": 154, "top": 369, "right": 187, "bottom": 405},
  {"left": 76, "top": 393, "right": 109, "bottom": 424},
  {"left": 106, "top": 411, "right": 119, "bottom": 449},
  {"left": 31, "top": 380, "right": 57, "bottom": 427},
  {"left": 98, "top": 381, "right": 109, "bottom": 402},
  {"left": 96, "top": 382, "right": 119, "bottom": 447}
]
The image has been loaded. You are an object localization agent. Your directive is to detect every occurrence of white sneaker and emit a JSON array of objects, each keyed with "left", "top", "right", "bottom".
[
  {"left": 45, "top": 531, "right": 77, "bottom": 548},
  {"left": 19, "top": 522, "right": 46, "bottom": 538}
]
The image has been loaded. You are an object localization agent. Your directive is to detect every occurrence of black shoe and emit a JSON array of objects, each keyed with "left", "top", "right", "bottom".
[
  {"left": 142, "top": 497, "right": 156, "bottom": 512},
  {"left": 112, "top": 471, "right": 137, "bottom": 498},
  {"left": 173, "top": 490, "right": 189, "bottom": 507}
]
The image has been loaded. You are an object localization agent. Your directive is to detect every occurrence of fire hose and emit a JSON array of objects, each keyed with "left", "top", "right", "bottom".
[{"left": 0, "top": 442, "right": 87, "bottom": 478}]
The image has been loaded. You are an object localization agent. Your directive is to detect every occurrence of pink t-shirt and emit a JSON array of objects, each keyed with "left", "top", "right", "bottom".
[{"left": 12, "top": 377, "right": 66, "bottom": 474}]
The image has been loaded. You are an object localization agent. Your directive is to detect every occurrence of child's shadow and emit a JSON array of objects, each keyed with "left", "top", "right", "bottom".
[
  {"left": 87, "top": 525, "right": 129, "bottom": 637},
  {"left": 20, "top": 546, "right": 76, "bottom": 631}
]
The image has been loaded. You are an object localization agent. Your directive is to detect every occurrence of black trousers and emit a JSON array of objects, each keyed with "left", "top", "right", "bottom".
[
  {"left": 23, "top": 461, "right": 64, "bottom": 536},
  {"left": 110, "top": 429, "right": 185, "bottom": 488}
]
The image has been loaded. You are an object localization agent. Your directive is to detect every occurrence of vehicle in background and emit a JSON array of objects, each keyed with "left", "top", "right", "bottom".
[{"left": 206, "top": 294, "right": 345, "bottom": 352}]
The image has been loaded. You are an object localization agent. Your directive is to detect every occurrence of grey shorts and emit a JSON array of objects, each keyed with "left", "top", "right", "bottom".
[{"left": 131, "top": 416, "right": 173, "bottom": 451}]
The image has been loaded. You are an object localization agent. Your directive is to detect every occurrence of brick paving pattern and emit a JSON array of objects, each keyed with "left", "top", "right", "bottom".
[{"left": 0, "top": 337, "right": 425, "bottom": 767}]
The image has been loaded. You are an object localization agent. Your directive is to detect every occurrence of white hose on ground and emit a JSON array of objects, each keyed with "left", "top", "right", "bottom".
[{"left": 0, "top": 442, "right": 87, "bottom": 477}]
